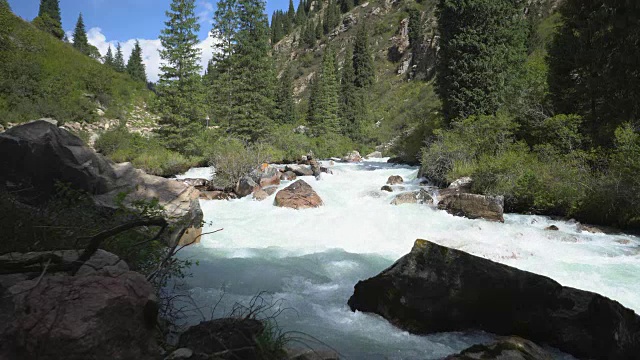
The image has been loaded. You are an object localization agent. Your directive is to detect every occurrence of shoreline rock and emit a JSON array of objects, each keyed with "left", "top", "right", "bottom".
[{"left": 274, "top": 180, "right": 323, "bottom": 209}]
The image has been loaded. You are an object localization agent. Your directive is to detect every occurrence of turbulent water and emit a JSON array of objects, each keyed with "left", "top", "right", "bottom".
[{"left": 177, "top": 159, "right": 640, "bottom": 359}]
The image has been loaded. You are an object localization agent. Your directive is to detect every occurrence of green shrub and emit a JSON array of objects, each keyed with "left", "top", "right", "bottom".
[{"left": 207, "top": 138, "right": 273, "bottom": 189}]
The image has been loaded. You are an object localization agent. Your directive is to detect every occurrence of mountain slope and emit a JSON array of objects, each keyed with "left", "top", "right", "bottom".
[{"left": 0, "top": 6, "right": 150, "bottom": 125}]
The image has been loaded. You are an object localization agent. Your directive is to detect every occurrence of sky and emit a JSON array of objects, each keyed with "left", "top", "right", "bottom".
[{"left": 8, "top": 0, "right": 291, "bottom": 82}]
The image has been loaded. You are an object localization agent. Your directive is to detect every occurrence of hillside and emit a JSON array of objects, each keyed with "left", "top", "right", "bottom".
[
  {"left": 0, "top": 6, "right": 151, "bottom": 126},
  {"left": 272, "top": 0, "right": 562, "bottom": 162}
]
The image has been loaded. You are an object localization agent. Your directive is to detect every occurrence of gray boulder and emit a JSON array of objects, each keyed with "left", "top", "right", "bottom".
[
  {"left": 390, "top": 189, "right": 433, "bottom": 205},
  {"left": 285, "top": 164, "right": 314, "bottom": 177},
  {"left": 234, "top": 176, "right": 259, "bottom": 198},
  {"left": 348, "top": 240, "right": 640, "bottom": 360},
  {"left": 386, "top": 175, "right": 403, "bottom": 185},
  {"left": 178, "top": 318, "right": 264, "bottom": 360},
  {"left": 437, "top": 193, "right": 504, "bottom": 222},
  {"left": 445, "top": 337, "right": 552, "bottom": 360}
]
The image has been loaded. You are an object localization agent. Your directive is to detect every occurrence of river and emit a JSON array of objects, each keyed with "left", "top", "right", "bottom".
[{"left": 176, "top": 159, "right": 640, "bottom": 359}]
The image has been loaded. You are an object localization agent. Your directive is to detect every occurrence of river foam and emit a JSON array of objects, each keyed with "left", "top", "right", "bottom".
[{"left": 177, "top": 159, "right": 639, "bottom": 359}]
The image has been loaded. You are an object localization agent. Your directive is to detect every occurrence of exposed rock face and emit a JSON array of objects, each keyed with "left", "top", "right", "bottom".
[
  {"left": 438, "top": 193, "right": 504, "bottom": 222},
  {"left": 390, "top": 189, "right": 433, "bottom": 206},
  {"left": 274, "top": 180, "right": 323, "bottom": 209},
  {"left": 445, "top": 337, "right": 552, "bottom": 360},
  {"left": 177, "top": 318, "right": 264, "bottom": 360},
  {"left": 0, "top": 250, "right": 159, "bottom": 360},
  {"left": 448, "top": 177, "right": 473, "bottom": 190},
  {"left": 387, "top": 175, "right": 404, "bottom": 185},
  {"left": 235, "top": 176, "right": 259, "bottom": 198},
  {"left": 285, "top": 164, "right": 314, "bottom": 177},
  {"left": 348, "top": 240, "right": 640, "bottom": 360},
  {"left": 0, "top": 121, "right": 203, "bottom": 247}
]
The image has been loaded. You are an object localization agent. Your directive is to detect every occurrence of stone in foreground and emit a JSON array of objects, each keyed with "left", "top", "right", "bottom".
[
  {"left": 274, "top": 180, "right": 323, "bottom": 209},
  {"left": 348, "top": 240, "right": 640, "bottom": 360},
  {"left": 438, "top": 193, "right": 504, "bottom": 222},
  {"left": 178, "top": 318, "right": 264, "bottom": 360},
  {"left": 445, "top": 337, "right": 552, "bottom": 360},
  {"left": 390, "top": 189, "right": 433, "bottom": 205}
]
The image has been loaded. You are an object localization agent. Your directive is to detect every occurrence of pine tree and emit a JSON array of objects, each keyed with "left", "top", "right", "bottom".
[
  {"left": 303, "top": 20, "right": 316, "bottom": 47},
  {"left": 103, "top": 45, "right": 114, "bottom": 67},
  {"left": 0, "top": 0, "right": 11, "bottom": 11},
  {"left": 315, "top": 19, "right": 323, "bottom": 40},
  {"left": 353, "top": 23, "right": 374, "bottom": 88},
  {"left": 308, "top": 48, "right": 340, "bottom": 136},
  {"left": 436, "top": 0, "right": 527, "bottom": 123},
  {"left": 287, "top": 0, "right": 296, "bottom": 26},
  {"left": 295, "top": 0, "right": 306, "bottom": 25},
  {"left": 155, "top": 0, "right": 205, "bottom": 153},
  {"left": 340, "top": 0, "right": 354, "bottom": 13},
  {"left": 34, "top": 0, "right": 63, "bottom": 39},
  {"left": 72, "top": 13, "right": 91, "bottom": 55},
  {"left": 127, "top": 41, "right": 147, "bottom": 82},
  {"left": 275, "top": 67, "right": 296, "bottom": 124},
  {"left": 408, "top": 7, "right": 423, "bottom": 51},
  {"left": 113, "top": 43, "right": 126, "bottom": 72},
  {"left": 548, "top": 0, "right": 640, "bottom": 146},
  {"left": 340, "top": 46, "right": 363, "bottom": 139}
]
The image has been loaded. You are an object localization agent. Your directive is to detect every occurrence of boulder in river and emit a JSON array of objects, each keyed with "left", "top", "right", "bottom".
[
  {"left": 448, "top": 176, "right": 473, "bottom": 190},
  {"left": 386, "top": 175, "right": 404, "bottom": 185},
  {"left": 285, "top": 164, "right": 314, "bottom": 177},
  {"left": 348, "top": 239, "right": 640, "bottom": 360},
  {"left": 390, "top": 189, "right": 433, "bottom": 205},
  {"left": 445, "top": 336, "right": 552, "bottom": 360},
  {"left": 545, "top": 225, "right": 559, "bottom": 231},
  {"left": 381, "top": 185, "right": 393, "bottom": 192},
  {"left": 281, "top": 170, "right": 298, "bottom": 181},
  {"left": 437, "top": 193, "right": 504, "bottom": 222},
  {"left": 365, "top": 151, "right": 383, "bottom": 159},
  {"left": 274, "top": 180, "right": 323, "bottom": 209},
  {"left": 252, "top": 188, "right": 270, "bottom": 201},
  {"left": 342, "top": 151, "right": 362, "bottom": 163},
  {"left": 235, "top": 176, "right": 259, "bottom": 198},
  {"left": 250, "top": 164, "right": 281, "bottom": 188},
  {"left": 177, "top": 318, "right": 264, "bottom": 360}
]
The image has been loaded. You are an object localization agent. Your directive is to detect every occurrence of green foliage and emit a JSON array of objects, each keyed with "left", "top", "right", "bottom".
[
  {"left": 72, "top": 13, "right": 91, "bottom": 55},
  {"left": 407, "top": 7, "right": 423, "bottom": 51},
  {"left": 436, "top": 0, "right": 528, "bottom": 122},
  {"left": 275, "top": 67, "right": 296, "bottom": 124},
  {"left": 95, "top": 127, "right": 198, "bottom": 177},
  {"left": 207, "top": 138, "right": 273, "bottom": 188},
  {"left": 103, "top": 45, "right": 115, "bottom": 67},
  {"left": 353, "top": 24, "right": 374, "bottom": 89},
  {"left": 548, "top": 0, "right": 640, "bottom": 147},
  {"left": 307, "top": 47, "right": 340, "bottom": 136},
  {"left": 0, "top": 0, "right": 10, "bottom": 10},
  {"left": 0, "top": 8, "right": 149, "bottom": 124},
  {"left": 114, "top": 43, "right": 126, "bottom": 72},
  {"left": 155, "top": 0, "right": 206, "bottom": 153},
  {"left": 126, "top": 41, "right": 147, "bottom": 82},
  {"left": 35, "top": 0, "right": 63, "bottom": 39}
]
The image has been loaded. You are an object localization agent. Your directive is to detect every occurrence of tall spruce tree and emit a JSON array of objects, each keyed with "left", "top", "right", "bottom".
[
  {"left": 315, "top": 19, "right": 323, "bottom": 40},
  {"left": 127, "top": 41, "right": 147, "bottom": 82},
  {"left": 287, "top": 0, "right": 296, "bottom": 26},
  {"left": 353, "top": 23, "right": 374, "bottom": 88},
  {"left": 548, "top": 0, "right": 640, "bottom": 146},
  {"left": 0, "top": 0, "right": 10, "bottom": 10},
  {"left": 226, "top": 0, "right": 276, "bottom": 141},
  {"left": 103, "top": 45, "right": 114, "bottom": 67},
  {"left": 308, "top": 48, "right": 340, "bottom": 136},
  {"left": 303, "top": 20, "right": 316, "bottom": 47},
  {"left": 275, "top": 67, "right": 296, "bottom": 124},
  {"left": 436, "top": 0, "right": 527, "bottom": 123},
  {"left": 113, "top": 43, "right": 126, "bottom": 72},
  {"left": 34, "top": 0, "right": 63, "bottom": 39},
  {"left": 408, "top": 7, "right": 423, "bottom": 51},
  {"left": 295, "top": 0, "right": 306, "bottom": 25},
  {"left": 72, "top": 13, "right": 91, "bottom": 55},
  {"left": 156, "top": 0, "right": 205, "bottom": 153},
  {"left": 340, "top": 46, "right": 363, "bottom": 140},
  {"left": 340, "top": 0, "right": 354, "bottom": 13}
]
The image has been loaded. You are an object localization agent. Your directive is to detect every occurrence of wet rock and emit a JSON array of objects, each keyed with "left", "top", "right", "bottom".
[
  {"left": 178, "top": 318, "right": 264, "bottom": 360},
  {"left": 448, "top": 177, "right": 473, "bottom": 190},
  {"left": 386, "top": 175, "right": 404, "bottom": 185},
  {"left": 390, "top": 189, "right": 433, "bottom": 205},
  {"left": 199, "top": 190, "right": 237, "bottom": 201},
  {"left": 263, "top": 186, "right": 278, "bottom": 196},
  {"left": 274, "top": 180, "right": 323, "bottom": 209},
  {"left": 178, "top": 178, "right": 209, "bottom": 191},
  {"left": 235, "top": 176, "right": 259, "bottom": 198},
  {"left": 309, "top": 158, "right": 322, "bottom": 177},
  {"left": 365, "top": 151, "right": 382, "bottom": 159},
  {"left": 545, "top": 225, "right": 559, "bottom": 231},
  {"left": 252, "top": 188, "right": 269, "bottom": 201},
  {"left": 250, "top": 164, "right": 281, "bottom": 188},
  {"left": 348, "top": 239, "right": 640, "bottom": 360},
  {"left": 165, "top": 348, "right": 193, "bottom": 360},
  {"left": 445, "top": 336, "right": 552, "bottom": 360},
  {"left": 342, "top": 151, "right": 362, "bottom": 163},
  {"left": 577, "top": 223, "right": 608, "bottom": 234},
  {"left": 381, "top": 185, "right": 393, "bottom": 192},
  {"left": 320, "top": 166, "right": 333, "bottom": 175},
  {"left": 437, "top": 193, "right": 504, "bottom": 222},
  {"left": 281, "top": 171, "right": 298, "bottom": 181},
  {"left": 285, "top": 164, "right": 314, "bottom": 177}
]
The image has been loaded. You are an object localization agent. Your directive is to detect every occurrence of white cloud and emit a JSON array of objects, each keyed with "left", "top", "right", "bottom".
[{"left": 70, "top": 27, "right": 215, "bottom": 83}]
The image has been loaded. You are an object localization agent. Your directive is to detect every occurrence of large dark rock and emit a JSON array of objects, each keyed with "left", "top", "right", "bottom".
[
  {"left": 285, "top": 164, "right": 314, "bottom": 177},
  {"left": 348, "top": 240, "right": 640, "bottom": 360},
  {"left": 445, "top": 336, "right": 552, "bottom": 360},
  {"left": 178, "top": 318, "right": 264, "bottom": 360},
  {"left": 274, "top": 180, "right": 323, "bottom": 209}
]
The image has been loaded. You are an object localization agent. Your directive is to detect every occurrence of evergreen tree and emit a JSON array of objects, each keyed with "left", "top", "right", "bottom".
[
  {"left": 0, "top": 0, "right": 10, "bottom": 11},
  {"left": 226, "top": 0, "right": 276, "bottom": 141},
  {"left": 303, "top": 20, "right": 316, "bottom": 47},
  {"left": 340, "top": 0, "right": 354, "bottom": 13},
  {"left": 34, "top": 0, "right": 63, "bottom": 39},
  {"left": 103, "top": 45, "right": 114, "bottom": 67},
  {"left": 275, "top": 67, "right": 296, "bottom": 124},
  {"left": 113, "top": 43, "right": 126, "bottom": 72},
  {"left": 353, "top": 23, "right": 374, "bottom": 88},
  {"left": 548, "top": 0, "right": 640, "bottom": 146},
  {"left": 340, "top": 46, "right": 363, "bottom": 139},
  {"left": 308, "top": 48, "right": 340, "bottom": 136},
  {"left": 315, "top": 19, "right": 323, "bottom": 40},
  {"left": 287, "top": 0, "right": 296, "bottom": 26},
  {"left": 127, "top": 41, "right": 147, "bottom": 82},
  {"left": 295, "top": 0, "right": 306, "bottom": 25},
  {"left": 155, "top": 0, "right": 205, "bottom": 153},
  {"left": 407, "top": 7, "right": 423, "bottom": 51},
  {"left": 436, "top": 0, "right": 527, "bottom": 122},
  {"left": 72, "top": 13, "right": 91, "bottom": 55}
]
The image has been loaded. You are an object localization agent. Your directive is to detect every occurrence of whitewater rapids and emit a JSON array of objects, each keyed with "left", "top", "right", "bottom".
[{"left": 177, "top": 159, "right": 640, "bottom": 359}]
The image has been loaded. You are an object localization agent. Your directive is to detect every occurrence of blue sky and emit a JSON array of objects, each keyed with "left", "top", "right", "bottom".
[{"left": 8, "top": 0, "right": 292, "bottom": 81}]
